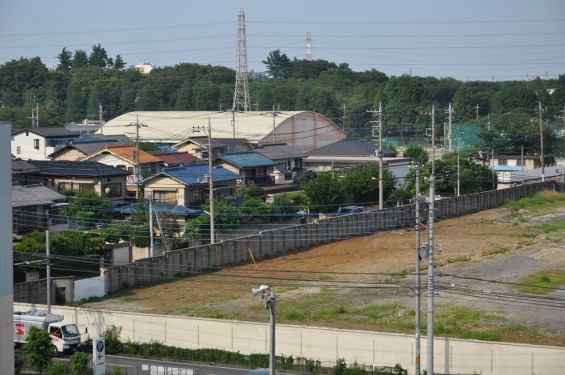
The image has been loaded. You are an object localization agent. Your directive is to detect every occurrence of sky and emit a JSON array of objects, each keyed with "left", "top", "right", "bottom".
[{"left": 1, "top": 0, "right": 564, "bottom": 81}]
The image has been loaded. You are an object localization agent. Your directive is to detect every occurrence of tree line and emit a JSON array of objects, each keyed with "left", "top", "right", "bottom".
[{"left": 1, "top": 45, "right": 564, "bottom": 140}]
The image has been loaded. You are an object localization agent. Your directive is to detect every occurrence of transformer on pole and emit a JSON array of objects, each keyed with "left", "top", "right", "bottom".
[{"left": 232, "top": 9, "right": 251, "bottom": 112}]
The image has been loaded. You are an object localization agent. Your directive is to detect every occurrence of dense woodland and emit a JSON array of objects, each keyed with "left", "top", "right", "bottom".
[{"left": 1, "top": 44, "right": 565, "bottom": 155}]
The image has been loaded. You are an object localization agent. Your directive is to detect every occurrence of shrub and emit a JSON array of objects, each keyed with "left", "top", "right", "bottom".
[
  {"left": 48, "top": 362, "right": 67, "bottom": 375},
  {"left": 70, "top": 351, "right": 91, "bottom": 374},
  {"left": 103, "top": 325, "right": 124, "bottom": 354}
]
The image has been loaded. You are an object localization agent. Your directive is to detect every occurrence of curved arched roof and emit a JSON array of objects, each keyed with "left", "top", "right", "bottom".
[{"left": 98, "top": 111, "right": 345, "bottom": 152}]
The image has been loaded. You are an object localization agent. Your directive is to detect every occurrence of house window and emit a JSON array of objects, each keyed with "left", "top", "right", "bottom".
[
  {"left": 153, "top": 191, "right": 176, "bottom": 204},
  {"left": 16, "top": 146, "right": 21, "bottom": 155},
  {"left": 33, "top": 139, "right": 40, "bottom": 149},
  {"left": 58, "top": 182, "right": 73, "bottom": 191},
  {"left": 102, "top": 183, "right": 122, "bottom": 197},
  {"left": 498, "top": 159, "right": 508, "bottom": 166}
]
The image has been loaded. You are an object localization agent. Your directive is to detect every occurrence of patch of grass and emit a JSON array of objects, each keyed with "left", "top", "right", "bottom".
[
  {"left": 207, "top": 294, "right": 238, "bottom": 303},
  {"left": 445, "top": 255, "right": 471, "bottom": 264},
  {"left": 503, "top": 191, "right": 565, "bottom": 214},
  {"left": 534, "top": 221, "right": 565, "bottom": 233},
  {"left": 389, "top": 269, "right": 408, "bottom": 280},
  {"left": 283, "top": 308, "right": 306, "bottom": 321},
  {"left": 178, "top": 306, "right": 225, "bottom": 319},
  {"left": 482, "top": 246, "right": 511, "bottom": 256},
  {"left": 514, "top": 269, "right": 565, "bottom": 295},
  {"left": 318, "top": 274, "right": 332, "bottom": 281},
  {"left": 121, "top": 295, "right": 143, "bottom": 302}
]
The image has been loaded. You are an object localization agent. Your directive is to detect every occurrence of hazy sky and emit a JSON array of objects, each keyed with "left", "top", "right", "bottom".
[{"left": 1, "top": 0, "right": 564, "bottom": 81}]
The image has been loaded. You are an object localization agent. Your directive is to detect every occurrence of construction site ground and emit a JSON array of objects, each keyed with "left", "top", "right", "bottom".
[{"left": 83, "top": 203, "right": 565, "bottom": 347}]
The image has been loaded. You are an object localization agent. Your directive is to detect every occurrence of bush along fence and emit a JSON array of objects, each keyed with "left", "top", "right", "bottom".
[{"left": 103, "top": 181, "right": 561, "bottom": 293}]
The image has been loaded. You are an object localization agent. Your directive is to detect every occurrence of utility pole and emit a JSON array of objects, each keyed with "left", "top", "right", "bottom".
[
  {"left": 208, "top": 119, "right": 215, "bottom": 244},
  {"left": 446, "top": 102, "right": 454, "bottom": 152},
  {"left": 342, "top": 104, "right": 347, "bottom": 130},
  {"left": 414, "top": 162, "right": 422, "bottom": 375},
  {"left": 98, "top": 103, "right": 104, "bottom": 135},
  {"left": 557, "top": 104, "right": 565, "bottom": 158},
  {"left": 538, "top": 102, "right": 546, "bottom": 182},
  {"left": 475, "top": 103, "right": 480, "bottom": 120},
  {"left": 368, "top": 103, "right": 384, "bottom": 209},
  {"left": 29, "top": 96, "right": 39, "bottom": 128},
  {"left": 127, "top": 116, "right": 147, "bottom": 201},
  {"left": 268, "top": 105, "right": 280, "bottom": 143},
  {"left": 149, "top": 199, "right": 154, "bottom": 257},
  {"left": 46, "top": 230, "right": 51, "bottom": 313},
  {"left": 421, "top": 104, "right": 436, "bottom": 375}
]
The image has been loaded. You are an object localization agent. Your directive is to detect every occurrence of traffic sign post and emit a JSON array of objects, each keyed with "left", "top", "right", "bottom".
[{"left": 93, "top": 338, "right": 106, "bottom": 375}]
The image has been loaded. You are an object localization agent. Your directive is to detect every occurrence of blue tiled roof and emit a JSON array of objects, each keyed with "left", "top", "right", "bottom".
[
  {"left": 151, "top": 164, "right": 241, "bottom": 185},
  {"left": 119, "top": 203, "right": 201, "bottom": 216},
  {"left": 219, "top": 151, "right": 275, "bottom": 168}
]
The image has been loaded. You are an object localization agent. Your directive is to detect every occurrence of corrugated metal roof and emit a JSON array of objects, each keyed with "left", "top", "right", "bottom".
[
  {"left": 99, "top": 111, "right": 328, "bottom": 143},
  {"left": 218, "top": 151, "right": 275, "bottom": 168}
]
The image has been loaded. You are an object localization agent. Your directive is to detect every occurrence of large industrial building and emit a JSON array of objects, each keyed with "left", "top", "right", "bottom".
[{"left": 98, "top": 111, "right": 346, "bottom": 153}]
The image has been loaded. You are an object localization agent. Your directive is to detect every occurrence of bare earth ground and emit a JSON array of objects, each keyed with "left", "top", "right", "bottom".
[{"left": 83, "top": 206, "right": 565, "bottom": 346}]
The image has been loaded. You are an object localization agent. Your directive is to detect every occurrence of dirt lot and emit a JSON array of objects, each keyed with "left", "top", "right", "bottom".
[{"left": 83, "top": 205, "right": 565, "bottom": 346}]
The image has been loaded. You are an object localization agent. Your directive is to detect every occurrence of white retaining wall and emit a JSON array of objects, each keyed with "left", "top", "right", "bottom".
[
  {"left": 14, "top": 303, "right": 565, "bottom": 375},
  {"left": 73, "top": 275, "right": 106, "bottom": 302}
]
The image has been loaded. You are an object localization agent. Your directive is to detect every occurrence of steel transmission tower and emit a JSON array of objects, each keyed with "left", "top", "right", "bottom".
[{"left": 232, "top": 9, "right": 251, "bottom": 112}]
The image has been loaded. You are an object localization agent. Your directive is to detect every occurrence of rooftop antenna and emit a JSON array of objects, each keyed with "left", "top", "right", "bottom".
[
  {"left": 306, "top": 32, "right": 312, "bottom": 61},
  {"left": 232, "top": 9, "right": 251, "bottom": 112}
]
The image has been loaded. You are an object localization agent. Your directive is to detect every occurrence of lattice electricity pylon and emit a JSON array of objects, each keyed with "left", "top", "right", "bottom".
[{"left": 232, "top": 8, "right": 251, "bottom": 112}]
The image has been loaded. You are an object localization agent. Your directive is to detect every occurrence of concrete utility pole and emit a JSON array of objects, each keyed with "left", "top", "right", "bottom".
[
  {"left": 446, "top": 102, "right": 454, "bottom": 152},
  {"left": 46, "top": 230, "right": 51, "bottom": 313},
  {"left": 253, "top": 285, "right": 277, "bottom": 375},
  {"left": 475, "top": 103, "right": 480, "bottom": 120},
  {"left": 414, "top": 162, "right": 422, "bottom": 375},
  {"left": 149, "top": 199, "right": 154, "bottom": 257},
  {"left": 538, "top": 102, "right": 546, "bottom": 182},
  {"left": 98, "top": 103, "right": 104, "bottom": 135},
  {"left": 421, "top": 104, "right": 436, "bottom": 375},
  {"left": 367, "top": 103, "right": 384, "bottom": 209},
  {"left": 207, "top": 119, "right": 215, "bottom": 244},
  {"left": 268, "top": 105, "right": 280, "bottom": 143},
  {"left": 127, "top": 116, "right": 147, "bottom": 201}
]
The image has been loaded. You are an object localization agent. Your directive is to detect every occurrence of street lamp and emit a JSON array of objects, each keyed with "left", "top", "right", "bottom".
[{"left": 252, "top": 285, "right": 277, "bottom": 375}]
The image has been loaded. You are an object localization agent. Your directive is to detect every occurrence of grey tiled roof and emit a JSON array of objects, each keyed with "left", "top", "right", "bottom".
[
  {"left": 26, "top": 160, "right": 130, "bottom": 178},
  {"left": 254, "top": 143, "right": 306, "bottom": 160},
  {"left": 12, "top": 184, "right": 66, "bottom": 207},
  {"left": 218, "top": 151, "right": 275, "bottom": 168},
  {"left": 12, "top": 127, "right": 80, "bottom": 138},
  {"left": 306, "top": 139, "right": 397, "bottom": 157}
]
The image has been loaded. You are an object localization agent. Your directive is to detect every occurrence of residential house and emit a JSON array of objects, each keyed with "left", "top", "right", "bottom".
[
  {"left": 12, "top": 184, "right": 67, "bottom": 234},
  {"left": 12, "top": 127, "right": 80, "bottom": 160},
  {"left": 214, "top": 151, "right": 276, "bottom": 186},
  {"left": 81, "top": 145, "right": 164, "bottom": 194},
  {"left": 493, "top": 154, "right": 559, "bottom": 188},
  {"left": 303, "top": 139, "right": 411, "bottom": 188},
  {"left": 173, "top": 137, "right": 253, "bottom": 161},
  {"left": 253, "top": 143, "right": 306, "bottom": 183},
  {"left": 20, "top": 160, "right": 130, "bottom": 199},
  {"left": 142, "top": 164, "right": 241, "bottom": 207},
  {"left": 48, "top": 138, "right": 127, "bottom": 161}
]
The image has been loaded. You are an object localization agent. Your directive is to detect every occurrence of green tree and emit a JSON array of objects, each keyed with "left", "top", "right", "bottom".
[
  {"left": 191, "top": 80, "right": 220, "bottom": 110},
  {"left": 236, "top": 185, "right": 266, "bottom": 201},
  {"left": 340, "top": 164, "right": 396, "bottom": 205},
  {"left": 301, "top": 172, "right": 344, "bottom": 212},
  {"left": 0, "top": 57, "right": 49, "bottom": 106},
  {"left": 174, "top": 81, "right": 192, "bottom": 110},
  {"left": 492, "top": 85, "right": 537, "bottom": 115},
  {"left": 70, "top": 351, "right": 91, "bottom": 375},
  {"left": 89, "top": 44, "right": 109, "bottom": 68},
  {"left": 263, "top": 49, "right": 292, "bottom": 79},
  {"left": 113, "top": 55, "right": 126, "bottom": 69},
  {"left": 64, "top": 189, "right": 114, "bottom": 224},
  {"left": 64, "top": 78, "right": 87, "bottom": 122},
  {"left": 238, "top": 198, "right": 272, "bottom": 224},
  {"left": 376, "top": 75, "right": 425, "bottom": 124},
  {"left": 452, "top": 85, "right": 477, "bottom": 121},
  {"left": 56, "top": 47, "right": 73, "bottom": 73},
  {"left": 403, "top": 144, "right": 429, "bottom": 165},
  {"left": 25, "top": 326, "right": 55, "bottom": 374},
  {"left": 72, "top": 50, "right": 89, "bottom": 69}
]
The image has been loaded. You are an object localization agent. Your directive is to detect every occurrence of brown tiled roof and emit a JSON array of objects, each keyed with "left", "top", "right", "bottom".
[
  {"left": 98, "top": 145, "right": 163, "bottom": 164},
  {"left": 155, "top": 152, "right": 203, "bottom": 165}
]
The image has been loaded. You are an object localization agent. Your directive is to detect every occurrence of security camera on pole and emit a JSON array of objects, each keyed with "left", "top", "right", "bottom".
[{"left": 252, "top": 285, "right": 277, "bottom": 375}]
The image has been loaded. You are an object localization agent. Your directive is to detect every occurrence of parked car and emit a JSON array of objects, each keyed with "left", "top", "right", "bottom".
[{"left": 335, "top": 205, "right": 364, "bottom": 216}]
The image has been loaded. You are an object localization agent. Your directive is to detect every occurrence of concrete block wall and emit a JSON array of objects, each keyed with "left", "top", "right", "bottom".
[{"left": 103, "top": 181, "right": 560, "bottom": 293}]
